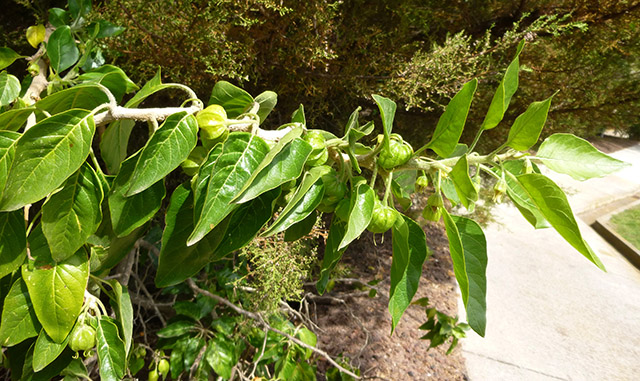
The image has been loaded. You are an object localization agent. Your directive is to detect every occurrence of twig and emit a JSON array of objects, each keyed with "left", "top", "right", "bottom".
[
  {"left": 131, "top": 272, "right": 166, "bottom": 325},
  {"left": 186, "top": 279, "right": 360, "bottom": 379}
]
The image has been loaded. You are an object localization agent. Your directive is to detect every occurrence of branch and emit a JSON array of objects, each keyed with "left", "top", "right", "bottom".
[{"left": 186, "top": 279, "right": 360, "bottom": 379}]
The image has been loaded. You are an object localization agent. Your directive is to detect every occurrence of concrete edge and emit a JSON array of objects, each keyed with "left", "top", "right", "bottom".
[{"left": 592, "top": 199, "right": 640, "bottom": 270}]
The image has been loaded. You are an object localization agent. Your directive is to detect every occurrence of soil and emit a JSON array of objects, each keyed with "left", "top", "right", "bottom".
[{"left": 311, "top": 222, "right": 468, "bottom": 380}]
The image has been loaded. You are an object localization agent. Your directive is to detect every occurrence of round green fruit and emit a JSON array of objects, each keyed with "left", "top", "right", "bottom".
[
  {"left": 303, "top": 130, "right": 326, "bottom": 154},
  {"left": 197, "top": 105, "right": 227, "bottom": 140},
  {"left": 180, "top": 146, "right": 208, "bottom": 176},
  {"left": 69, "top": 324, "right": 96, "bottom": 352},
  {"left": 158, "top": 359, "right": 170, "bottom": 376},
  {"left": 306, "top": 147, "right": 328, "bottom": 167},
  {"left": 378, "top": 139, "right": 413, "bottom": 170},
  {"left": 321, "top": 173, "right": 347, "bottom": 205},
  {"left": 416, "top": 175, "right": 429, "bottom": 192},
  {"left": 422, "top": 205, "right": 442, "bottom": 222},
  {"left": 148, "top": 370, "right": 159, "bottom": 381},
  {"left": 367, "top": 200, "right": 397, "bottom": 233}
]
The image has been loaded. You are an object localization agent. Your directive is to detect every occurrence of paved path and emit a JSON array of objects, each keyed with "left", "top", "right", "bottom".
[{"left": 461, "top": 144, "right": 640, "bottom": 381}]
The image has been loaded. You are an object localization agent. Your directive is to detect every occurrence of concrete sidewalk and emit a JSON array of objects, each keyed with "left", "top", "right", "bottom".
[{"left": 461, "top": 144, "right": 640, "bottom": 380}]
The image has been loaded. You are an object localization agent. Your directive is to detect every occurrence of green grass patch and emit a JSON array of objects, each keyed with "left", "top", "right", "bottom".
[{"left": 609, "top": 204, "right": 640, "bottom": 250}]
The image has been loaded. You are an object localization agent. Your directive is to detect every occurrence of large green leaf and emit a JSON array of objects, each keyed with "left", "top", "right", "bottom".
[
  {"left": 21, "top": 344, "right": 73, "bottom": 381},
  {"left": 77, "top": 65, "right": 138, "bottom": 103},
  {"left": 255, "top": 90, "right": 277, "bottom": 124},
  {"left": 0, "top": 71, "right": 20, "bottom": 107},
  {"left": 96, "top": 316, "right": 126, "bottom": 381},
  {"left": 233, "top": 129, "right": 310, "bottom": 204},
  {"left": 32, "top": 329, "right": 69, "bottom": 372},
  {"left": 189, "top": 132, "right": 269, "bottom": 246},
  {"left": 338, "top": 183, "right": 375, "bottom": 250},
  {"left": 100, "top": 69, "right": 173, "bottom": 174},
  {"left": 47, "top": 26, "right": 79, "bottom": 73},
  {"left": 106, "top": 280, "right": 133, "bottom": 358},
  {"left": 0, "top": 278, "right": 40, "bottom": 346},
  {"left": 389, "top": 215, "right": 429, "bottom": 333},
  {"left": 316, "top": 219, "right": 347, "bottom": 294},
  {"left": 126, "top": 112, "right": 198, "bottom": 195},
  {"left": 449, "top": 154, "right": 478, "bottom": 211},
  {"left": 426, "top": 79, "right": 477, "bottom": 158},
  {"left": 0, "top": 131, "right": 20, "bottom": 200},
  {"left": 0, "top": 209, "right": 26, "bottom": 279},
  {"left": 372, "top": 95, "right": 396, "bottom": 150},
  {"left": 156, "top": 184, "right": 230, "bottom": 287},
  {"left": 214, "top": 188, "right": 280, "bottom": 260},
  {"left": 0, "top": 108, "right": 36, "bottom": 131},
  {"left": 517, "top": 173, "right": 605, "bottom": 270},
  {"left": 481, "top": 40, "right": 524, "bottom": 130},
  {"left": 42, "top": 162, "right": 104, "bottom": 262},
  {"left": 109, "top": 151, "right": 166, "bottom": 237},
  {"left": 208, "top": 81, "right": 254, "bottom": 118},
  {"left": 536, "top": 133, "right": 630, "bottom": 180},
  {"left": 0, "top": 109, "right": 95, "bottom": 211},
  {"left": 205, "top": 337, "right": 239, "bottom": 380},
  {"left": 451, "top": 215, "right": 487, "bottom": 337},
  {"left": 498, "top": 161, "right": 550, "bottom": 229},
  {"left": 36, "top": 85, "right": 110, "bottom": 117},
  {"left": 0, "top": 47, "right": 23, "bottom": 70},
  {"left": 22, "top": 249, "right": 89, "bottom": 343},
  {"left": 506, "top": 95, "right": 553, "bottom": 151},
  {"left": 442, "top": 209, "right": 469, "bottom": 311},
  {"left": 262, "top": 166, "right": 330, "bottom": 237}
]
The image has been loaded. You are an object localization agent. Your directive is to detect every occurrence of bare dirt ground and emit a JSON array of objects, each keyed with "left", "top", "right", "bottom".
[{"left": 311, "top": 223, "right": 468, "bottom": 381}]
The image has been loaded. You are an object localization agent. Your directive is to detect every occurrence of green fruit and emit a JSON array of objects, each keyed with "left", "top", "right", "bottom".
[
  {"left": 148, "top": 370, "right": 159, "bottom": 381},
  {"left": 378, "top": 139, "right": 413, "bottom": 170},
  {"left": 422, "top": 205, "right": 442, "bottom": 222},
  {"left": 180, "top": 146, "right": 208, "bottom": 176},
  {"left": 321, "top": 173, "right": 347, "bottom": 205},
  {"left": 158, "top": 359, "right": 170, "bottom": 376},
  {"left": 69, "top": 324, "right": 96, "bottom": 352},
  {"left": 306, "top": 147, "right": 328, "bottom": 167},
  {"left": 303, "top": 130, "right": 326, "bottom": 154},
  {"left": 427, "top": 192, "right": 444, "bottom": 208},
  {"left": 367, "top": 200, "right": 397, "bottom": 233},
  {"left": 197, "top": 105, "right": 227, "bottom": 140},
  {"left": 416, "top": 175, "right": 429, "bottom": 192}
]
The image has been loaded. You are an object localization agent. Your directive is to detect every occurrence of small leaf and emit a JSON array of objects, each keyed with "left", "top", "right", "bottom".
[
  {"left": 33, "top": 329, "right": 69, "bottom": 372},
  {"left": 0, "top": 209, "right": 27, "bottom": 279},
  {"left": 26, "top": 25, "right": 46, "bottom": 48},
  {"left": 372, "top": 94, "right": 396, "bottom": 149},
  {"left": 22, "top": 249, "right": 89, "bottom": 343},
  {"left": 208, "top": 81, "right": 254, "bottom": 118},
  {"left": 482, "top": 40, "right": 524, "bottom": 130},
  {"left": 77, "top": 65, "right": 139, "bottom": 103},
  {"left": 47, "top": 26, "right": 79, "bottom": 74},
  {"left": 157, "top": 318, "right": 197, "bottom": 338},
  {"left": 449, "top": 155, "right": 478, "bottom": 211},
  {"left": 90, "top": 20, "right": 125, "bottom": 38},
  {"left": 0, "top": 278, "right": 40, "bottom": 346},
  {"left": 496, "top": 161, "right": 549, "bottom": 229},
  {"left": 0, "top": 72, "right": 21, "bottom": 107},
  {"left": 291, "top": 104, "right": 305, "bottom": 125},
  {"left": 106, "top": 280, "right": 133, "bottom": 358},
  {"left": 205, "top": 337, "right": 239, "bottom": 380},
  {"left": 389, "top": 216, "right": 429, "bottom": 333},
  {"left": 68, "top": 0, "right": 91, "bottom": 19},
  {"left": 255, "top": 90, "right": 277, "bottom": 124},
  {"left": 126, "top": 112, "right": 198, "bottom": 196},
  {"left": 284, "top": 210, "right": 317, "bottom": 242},
  {"left": 506, "top": 95, "right": 553, "bottom": 151},
  {"left": 0, "top": 110, "right": 95, "bottom": 212},
  {"left": 536, "top": 133, "right": 630, "bottom": 180},
  {"left": 442, "top": 209, "right": 469, "bottom": 312},
  {"left": 48, "top": 8, "right": 71, "bottom": 28},
  {"left": 42, "top": 162, "right": 104, "bottom": 262},
  {"left": 517, "top": 173, "right": 605, "bottom": 270},
  {"left": 96, "top": 316, "right": 126, "bottom": 381},
  {"left": 0, "top": 47, "right": 24, "bottom": 70},
  {"left": 338, "top": 183, "right": 375, "bottom": 250},
  {"left": 426, "top": 79, "right": 477, "bottom": 158},
  {"left": 316, "top": 218, "right": 347, "bottom": 294},
  {"left": 35, "top": 84, "right": 110, "bottom": 116}
]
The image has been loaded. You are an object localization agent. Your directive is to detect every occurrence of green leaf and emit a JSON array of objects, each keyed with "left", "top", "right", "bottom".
[
  {"left": 338, "top": 183, "right": 375, "bottom": 250},
  {"left": 22, "top": 249, "right": 89, "bottom": 343},
  {"left": 233, "top": 128, "right": 310, "bottom": 204},
  {"left": 0, "top": 209, "right": 27, "bottom": 279},
  {"left": 33, "top": 329, "right": 69, "bottom": 372},
  {"left": 0, "top": 109, "right": 95, "bottom": 212},
  {"left": 426, "top": 79, "right": 477, "bottom": 158},
  {"left": 96, "top": 316, "right": 126, "bottom": 381},
  {"left": 262, "top": 166, "right": 330, "bottom": 237},
  {"left": 48, "top": 8, "right": 71, "bottom": 28},
  {"left": 506, "top": 95, "right": 553, "bottom": 151},
  {"left": 0, "top": 72, "right": 21, "bottom": 107},
  {"left": 208, "top": 81, "right": 254, "bottom": 118},
  {"left": 317, "top": 218, "right": 347, "bottom": 294},
  {"left": 100, "top": 69, "right": 173, "bottom": 174},
  {"left": 291, "top": 104, "right": 305, "bottom": 125},
  {"left": 205, "top": 337, "right": 238, "bottom": 380},
  {"left": 60, "top": 358, "right": 90, "bottom": 380},
  {"left": 372, "top": 94, "right": 396, "bottom": 149},
  {"left": 68, "top": 0, "right": 91, "bottom": 19},
  {"left": 482, "top": 40, "right": 524, "bottom": 130},
  {"left": 517, "top": 173, "right": 605, "bottom": 270},
  {"left": 214, "top": 188, "right": 280, "bottom": 259},
  {"left": 449, "top": 155, "right": 478, "bottom": 211},
  {"left": 189, "top": 132, "right": 269, "bottom": 246},
  {"left": 47, "top": 26, "right": 79, "bottom": 73},
  {"left": 0, "top": 47, "right": 24, "bottom": 70},
  {"left": 157, "top": 318, "right": 197, "bottom": 338},
  {"left": 0, "top": 108, "right": 36, "bottom": 131},
  {"left": 156, "top": 184, "right": 230, "bottom": 287},
  {"left": 90, "top": 20, "right": 125, "bottom": 38},
  {"left": 109, "top": 151, "right": 166, "bottom": 237},
  {"left": 42, "top": 162, "right": 104, "bottom": 262},
  {"left": 21, "top": 344, "right": 73, "bottom": 381},
  {"left": 0, "top": 130, "right": 20, "bottom": 200},
  {"left": 389, "top": 215, "right": 429, "bottom": 333},
  {"left": 284, "top": 210, "right": 317, "bottom": 242},
  {"left": 450, "top": 216, "right": 487, "bottom": 337},
  {"left": 536, "top": 133, "right": 630, "bottom": 180},
  {"left": 106, "top": 280, "right": 133, "bottom": 358},
  {"left": 442, "top": 208, "right": 469, "bottom": 312},
  {"left": 77, "top": 65, "right": 139, "bottom": 103},
  {"left": 255, "top": 90, "right": 277, "bottom": 124},
  {"left": 126, "top": 112, "right": 198, "bottom": 195},
  {"left": 497, "top": 161, "right": 550, "bottom": 229},
  {"left": 0, "top": 278, "right": 40, "bottom": 346},
  {"left": 35, "top": 84, "right": 110, "bottom": 116}
]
